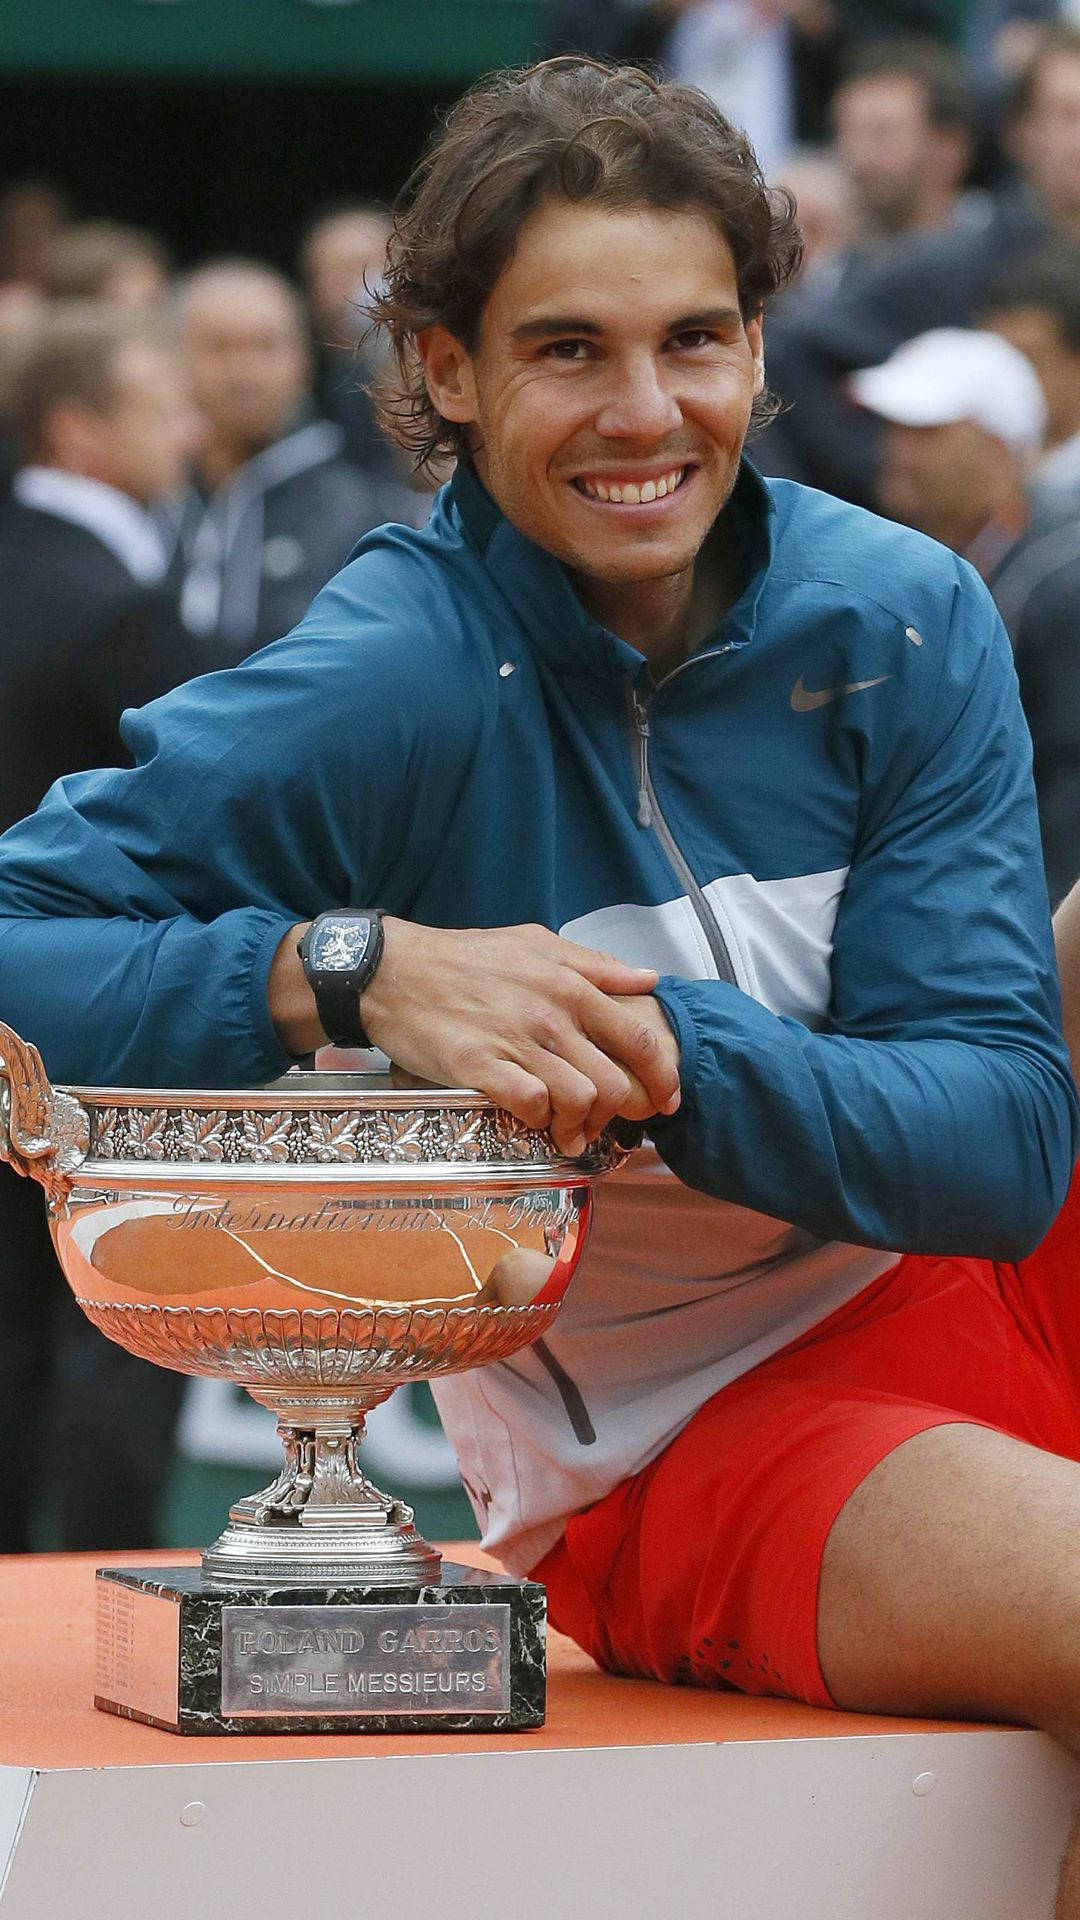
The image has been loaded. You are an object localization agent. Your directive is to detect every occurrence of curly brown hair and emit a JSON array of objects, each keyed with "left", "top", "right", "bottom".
[{"left": 369, "top": 56, "right": 802, "bottom": 473}]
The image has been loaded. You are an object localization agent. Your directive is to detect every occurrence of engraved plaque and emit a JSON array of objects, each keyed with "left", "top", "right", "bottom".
[
  {"left": 221, "top": 1604, "right": 512, "bottom": 1718},
  {"left": 94, "top": 1577, "right": 180, "bottom": 1726}
]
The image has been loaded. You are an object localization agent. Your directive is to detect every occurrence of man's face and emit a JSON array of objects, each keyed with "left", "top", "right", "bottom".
[
  {"left": 93, "top": 341, "right": 199, "bottom": 504},
  {"left": 421, "top": 199, "right": 763, "bottom": 590},
  {"left": 182, "top": 276, "right": 309, "bottom": 455},
  {"left": 989, "top": 302, "right": 1080, "bottom": 444},
  {"left": 1014, "top": 52, "right": 1080, "bottom": 229},
  {"left": 833, "top": 74, "right": 933, "bottom": 231},
  {"left": 303, "top": 213, "right": 390, "bottom": 345},
  {"left": 876, "top": 418, "right": 997, "bottom": 547}
]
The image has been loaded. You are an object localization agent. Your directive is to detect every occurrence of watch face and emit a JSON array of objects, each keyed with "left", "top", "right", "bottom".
[{"left": 310, "top": 915, "right": 372, "bottom": 974}]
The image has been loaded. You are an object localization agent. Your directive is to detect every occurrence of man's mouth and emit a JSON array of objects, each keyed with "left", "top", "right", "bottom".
[{"left": 572, "top": 466, "right": 689, "bottom": 505}]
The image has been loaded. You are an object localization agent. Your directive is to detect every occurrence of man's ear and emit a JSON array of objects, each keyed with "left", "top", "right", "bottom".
[
  {"left": 417, "top": 325, "right": 479, "bottom": 425},
  {"left": 747, "top": 310, "right": 765, "bottom": 398}
]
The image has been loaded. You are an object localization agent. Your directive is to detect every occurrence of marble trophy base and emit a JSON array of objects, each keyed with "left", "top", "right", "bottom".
[{"left": 94, "top": 1563, "right": 545, "bottom": 1735}]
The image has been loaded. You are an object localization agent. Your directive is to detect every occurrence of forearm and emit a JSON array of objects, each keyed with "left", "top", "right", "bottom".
[
  {"left": 0, "top": 908, "right": 294, "bottom": 1087},
  {"left": 651, "top": 977, "right": 1078, "bottom": 1260}
]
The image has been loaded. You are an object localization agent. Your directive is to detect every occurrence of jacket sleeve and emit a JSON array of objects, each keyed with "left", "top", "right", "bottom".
[
  {"left": 650, "top": 567, "right": 1079, "bottom": 1261},
  {"left": 0, "top": 578, "right": 478, "bottom": 1089}
]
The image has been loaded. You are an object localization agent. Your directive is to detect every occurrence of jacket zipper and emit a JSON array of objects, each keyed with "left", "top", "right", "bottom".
[{"left": 625, "top": 665, "right": 739, "bottom": 988}]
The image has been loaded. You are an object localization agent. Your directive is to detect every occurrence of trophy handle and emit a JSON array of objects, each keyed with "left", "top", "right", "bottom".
[{"left": 0, "top": 1020, "right": 89, "bottom": 1208}]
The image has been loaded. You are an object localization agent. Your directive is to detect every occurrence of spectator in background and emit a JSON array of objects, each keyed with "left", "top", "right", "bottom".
[
  {"left": 760, "top": 25, "right": 1080, "bottom": 505},
  {"left": 300, "top": 202, "right": 405, "bottom": 482},
  {"left": 0, "top": 180, "right": 70, "bottom": 291},
  {"left": 849, "top": 324, "right": 1080, "bottom": 907},
  {"left": 984, "top": 246, "right": 1080, "bottom": 518},
  {"left": 830, "top": 39, "right": 979, "bottom": 253},
  {"left": 43, "top": 220, "right": 171, "bottom": 309},
  {"left": 167, "top": 258, "right": 413, "bottom": 660},
  {"left": 849, "top": 326, "right": 1045, "bottom": 573},
  {"left": 0, "top": 303, "right": 218, "bottom": 1556},
  {"left": 773, "top": 147, "right": 855, "bottom": 285}
]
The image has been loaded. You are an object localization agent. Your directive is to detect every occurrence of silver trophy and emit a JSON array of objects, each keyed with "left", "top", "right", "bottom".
[{"left": 0, "top": 1020, "right": 626, "bottom": 1733}]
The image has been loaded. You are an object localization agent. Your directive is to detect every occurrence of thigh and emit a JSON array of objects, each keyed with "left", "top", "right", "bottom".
[
  {"left": 540, "top": 1377, "right": 969, "bottom": 1707},
  {"left": 818, "top": 1420, "right": 1080, "bottom": 1732},
  {"left": 539, "top": 1236, "right": 1080, "bottom": 1710}
]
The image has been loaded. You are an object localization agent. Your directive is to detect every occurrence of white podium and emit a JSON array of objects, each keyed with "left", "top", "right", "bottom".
[{"left": 2, "top": 1548, "right": 1077, "bottom": 1920}]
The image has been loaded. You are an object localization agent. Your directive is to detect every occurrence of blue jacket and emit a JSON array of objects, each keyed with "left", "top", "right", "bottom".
[{"left": 0, "top": 459, "right": 1073, "bottom": 1258}]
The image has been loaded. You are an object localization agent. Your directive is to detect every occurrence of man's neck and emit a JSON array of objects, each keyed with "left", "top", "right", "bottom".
[
  {"left": 197, "top": 436, "right": 259, "bottom": 492},
  {"left": 573, "top": 518, "right": 740, "bottom": 682}
]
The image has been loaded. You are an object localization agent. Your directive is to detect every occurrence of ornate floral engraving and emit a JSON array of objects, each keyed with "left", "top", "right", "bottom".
[
  {"left": 86, "top": 1098, "right": 627, "bottom": 1172},
  {"left": 73, "top": 1298, "right": 560, "bottom": 1386}
]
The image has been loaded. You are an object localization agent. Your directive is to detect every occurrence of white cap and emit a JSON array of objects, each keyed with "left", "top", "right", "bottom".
[{"left": 849, "top": 328, "right": 1047, "bottom": 455}]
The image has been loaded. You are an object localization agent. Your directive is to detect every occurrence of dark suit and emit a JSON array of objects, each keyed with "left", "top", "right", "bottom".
[{"left": 0, "top": 495, "right": 222, "bottom": 1552}]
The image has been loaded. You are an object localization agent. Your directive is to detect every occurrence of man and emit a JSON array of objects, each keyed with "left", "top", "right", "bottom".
[
  {"left": 976, "top": 250, "right": 1080, "bottom": 907},
  {"left": 300, "top": 203, "right": 410, "bottom": 484},
  {"left": 0, "top": 55, "right": 1078, "bottom": 1902},
  {"left": 985, "top": 246, "right": 1080, "bottom": 520},
  {"left": 759, "top": 24, "right": 1080, "bottom": 505},
  {"left": 0, "top": 303, "right": 216, "bottom": 1553},
  {"left": 830, "top": 38, "right": 978, "bottom": 256},
  {"left": 43, "top": 221, "right": 171, "bottom": 310},
  {"left": 848, "top": 325, "right": 1046, "bottom": 576},
  {"left": 166, "top": 259, "right": 413, "bottom": 659},
  {"left": 849, "top": 325, "right": 1080, "bottom": 906}
]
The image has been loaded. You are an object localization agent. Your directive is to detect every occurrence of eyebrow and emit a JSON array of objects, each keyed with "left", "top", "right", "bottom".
[{"left": 510, "top": 305, "right": 744, "bottom": 342}]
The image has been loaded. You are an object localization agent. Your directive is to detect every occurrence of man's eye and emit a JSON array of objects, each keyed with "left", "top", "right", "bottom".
[
  {"left": 670, "top": 329, "right": 718, "bottom": 351},
  {"left": 540, "top": 339, "right": 591, "bottom": 361}
]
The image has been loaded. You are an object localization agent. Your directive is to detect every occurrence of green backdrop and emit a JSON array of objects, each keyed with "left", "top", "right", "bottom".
[{"left": 0, "top": 0, "right": 545, "bottom": 81}]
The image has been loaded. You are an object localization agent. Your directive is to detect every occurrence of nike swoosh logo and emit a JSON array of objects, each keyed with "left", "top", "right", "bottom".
[{"left": 790, "top": 674, "right": 891, "bottom": 713}]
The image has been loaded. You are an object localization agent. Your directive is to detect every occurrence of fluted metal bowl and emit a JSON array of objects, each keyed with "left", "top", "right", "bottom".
[{"left": 0, "top": 1022, "right": 626, "bottom": 1584}]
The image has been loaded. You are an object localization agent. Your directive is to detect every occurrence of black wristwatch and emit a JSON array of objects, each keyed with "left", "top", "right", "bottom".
[{"left": 296, "top": 910, "right": 386, "bottom": 1050}]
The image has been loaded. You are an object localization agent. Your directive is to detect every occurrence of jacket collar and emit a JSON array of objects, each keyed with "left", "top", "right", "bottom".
[{"left": 448, "top": 454, "right": 775, "bottom": 682}]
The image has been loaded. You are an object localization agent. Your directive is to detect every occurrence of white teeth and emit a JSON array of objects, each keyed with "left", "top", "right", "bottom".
[{"left": 577, "top": 467, "right": 686, "bottom": 503}]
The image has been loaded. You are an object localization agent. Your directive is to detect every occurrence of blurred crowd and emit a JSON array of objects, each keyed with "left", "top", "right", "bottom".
[{"left": 4, "top": 3, "right": 1080, "bottom": 1550}]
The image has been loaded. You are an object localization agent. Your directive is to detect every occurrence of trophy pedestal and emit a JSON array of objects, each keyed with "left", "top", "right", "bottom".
[{"left": 94, "top": 1562, "right": 545, "bottom": 1735}]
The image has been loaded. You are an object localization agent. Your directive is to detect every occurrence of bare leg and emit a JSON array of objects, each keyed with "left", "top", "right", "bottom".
[{"left": 817, "top": 1424, "right": 1080, "bottom": 1914}]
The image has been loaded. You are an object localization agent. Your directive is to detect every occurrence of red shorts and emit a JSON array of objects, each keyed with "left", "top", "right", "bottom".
[{"left": 533, "top": 1166, "right": 1080, "bottom": 1709}]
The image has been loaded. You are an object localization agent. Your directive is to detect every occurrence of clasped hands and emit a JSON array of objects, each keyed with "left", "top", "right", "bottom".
[{"left": 271, "top": 917, "right": 681, "bottom": 1157}]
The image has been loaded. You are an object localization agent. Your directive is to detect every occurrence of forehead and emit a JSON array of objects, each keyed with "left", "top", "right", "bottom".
[
  {"left": 834, "top": 72, "right": 926, "bottom": 122},
  {"left": 481, "top": 199, "right": 741, "bottom": 335},
  {"left": 184, "top": 277, "right": 301, "bottom": 338}
]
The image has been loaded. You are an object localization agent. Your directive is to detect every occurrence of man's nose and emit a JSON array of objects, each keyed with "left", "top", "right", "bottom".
[{"left": 593, "top": 356, "right": 682, "bottom": 440}]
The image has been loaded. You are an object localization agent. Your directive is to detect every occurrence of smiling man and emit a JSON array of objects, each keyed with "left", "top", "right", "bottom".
[{"left": 0, "top": 57, "right": 1079, "bottom": 1895}]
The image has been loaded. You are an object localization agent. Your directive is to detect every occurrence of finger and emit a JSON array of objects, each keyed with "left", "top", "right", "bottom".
[
  {"left": 524, "top": 1049, "right": 599, "bottom": 1156},
  {"left": 542, "top": 1028, "right": 651, "bottom": 1134},
  {"left": 473, "top": 1059, "right": 554, "bottom": 1133},
  {"left": 578, "top": 989, "right": 681, "bottom": 1113},
  {"left": 584, "top": 1066, "right": 655, "bottom": 1137}
]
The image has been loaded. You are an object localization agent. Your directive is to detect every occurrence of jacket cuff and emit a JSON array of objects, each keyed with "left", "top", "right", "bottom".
[
  {"left": 247, "top": 910, "right": 301, "bottom": 1079},
  {"left": 652, "top": 977, "right": 701, "bottom": 1100}
]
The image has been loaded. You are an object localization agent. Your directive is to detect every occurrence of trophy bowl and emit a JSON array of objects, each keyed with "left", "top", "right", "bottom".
[{"left": 0, "top": 1021, "right": 627, "bottom": 1588}]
